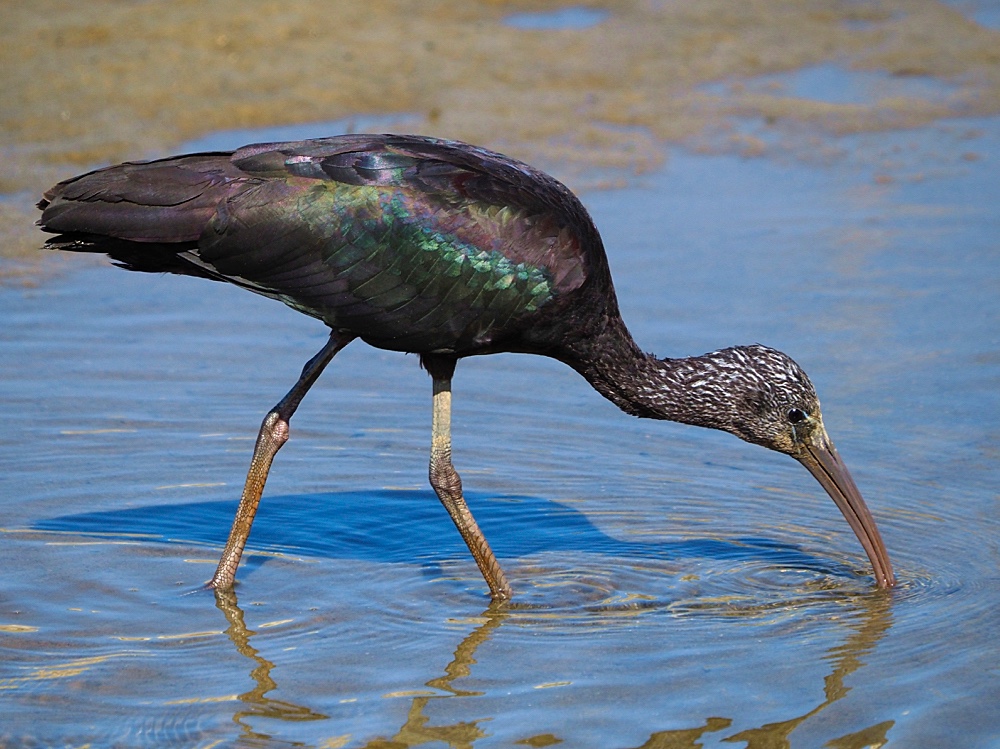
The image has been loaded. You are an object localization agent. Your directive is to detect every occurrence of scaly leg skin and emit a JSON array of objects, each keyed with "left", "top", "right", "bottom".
[
  {"left": 424, "top": 355, "right": 512, "bottom": 602},
  {"left": 209, "top": 332, "right": 354, "bottom": 590}
]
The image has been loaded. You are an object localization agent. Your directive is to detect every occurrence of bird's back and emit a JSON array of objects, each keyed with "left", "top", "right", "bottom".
[{"left": 39, "top": 134, "right": 620, "bottom": 357}]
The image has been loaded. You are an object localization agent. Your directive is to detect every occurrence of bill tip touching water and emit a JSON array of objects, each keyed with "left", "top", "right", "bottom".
[{"left": 36, "top": 133, "right": 895, "bottom": 599}]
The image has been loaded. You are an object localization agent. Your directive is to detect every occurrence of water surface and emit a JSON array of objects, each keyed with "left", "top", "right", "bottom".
[{"left": 2, "top": 118, "right": 999, "bottom": 746}]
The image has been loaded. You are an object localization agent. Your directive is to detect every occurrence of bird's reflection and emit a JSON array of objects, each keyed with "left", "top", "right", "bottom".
[
  {"left": 215, "top": 586, "right": 504, "bottom": 747},
  {"left": 213, "top": 587, "right": 328, "bottom": 740},
  {"left": 215, "top": 588, "right": 893, "bottom": 748},
  {"left": 628, "top": 592, "right": 895, "bottom": 749},
  {"left": 357, "top": 605, "right": 506, "bottom": 748},
  {"left": 716, "top": 592, "right": 894, "bottom": 749}
]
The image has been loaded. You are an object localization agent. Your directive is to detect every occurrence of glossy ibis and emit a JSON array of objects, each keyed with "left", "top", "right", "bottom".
[{"left": 38, "top": 134, "right": 895, "bottom": 598}]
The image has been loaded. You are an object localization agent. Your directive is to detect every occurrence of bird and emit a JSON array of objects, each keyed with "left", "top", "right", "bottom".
[{"left": 37, "top": 133, "right": 895, "bottom": 599}]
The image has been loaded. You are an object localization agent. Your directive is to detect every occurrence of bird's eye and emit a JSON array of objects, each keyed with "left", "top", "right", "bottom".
[{"left": 787, "top": 408, "right": 809, "bottom": 424}]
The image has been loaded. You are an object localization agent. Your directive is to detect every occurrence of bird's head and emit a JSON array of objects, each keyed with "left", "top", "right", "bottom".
[
  {"left": 690, "top": 344, "right": 821, "bottom": 452},
  {"left": 660, "top": 344, "right": 895, "bottom": 588}
]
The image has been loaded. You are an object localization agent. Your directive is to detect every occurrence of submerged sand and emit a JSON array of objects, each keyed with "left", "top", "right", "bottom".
[{"left": 3, "top": 0, "right": 999, "bottom": 272}]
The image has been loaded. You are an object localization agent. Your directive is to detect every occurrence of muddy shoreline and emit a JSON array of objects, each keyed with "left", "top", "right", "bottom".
[{"left": 3, "top": 1, "right": 999, "bottom": 271}]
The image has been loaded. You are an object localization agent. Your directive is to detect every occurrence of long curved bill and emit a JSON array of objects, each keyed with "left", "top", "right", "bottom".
[{"left": 796, "top": 428, "right": 895, "bottom": 589}]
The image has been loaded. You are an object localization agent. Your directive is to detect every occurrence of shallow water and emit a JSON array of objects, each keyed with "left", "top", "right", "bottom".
[
  {"left": 503, "top": 7, "right": 611, "bottom": 30},
  {"left": 3, "top": 116, "right": 999, "bottom": 746},
  {"left": 702, "top": 62, "right": 958, "bottom": 107}
]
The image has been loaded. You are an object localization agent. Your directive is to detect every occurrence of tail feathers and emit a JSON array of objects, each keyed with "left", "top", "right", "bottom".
[
  {"left": 43, "top": 233, "right": 222, "bottom": 282},
  {"left": 38, "top": 153, "right": 247, "bottom": 283}
]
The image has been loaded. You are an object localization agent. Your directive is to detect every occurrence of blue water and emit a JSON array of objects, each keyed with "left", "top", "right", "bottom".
[
  {"left": 504, "top": 7, "right": 610, "bottom": 30},
  {"left": 945, "top": 0, "right": 1000, "bottom": 30},
  {"left": 702, "top": 63, "right": 956, "bottom": 107},
  {"left": 2, "top": 117, "right": 999, "bottom": 746}
]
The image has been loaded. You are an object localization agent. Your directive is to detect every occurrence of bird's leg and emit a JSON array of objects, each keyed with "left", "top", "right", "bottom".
[
  {"left": 209, "top": 332, "right": 354, "bottom": 590},
  {"left": 423, "top": 355, "right": 512, "bottom": 602}
]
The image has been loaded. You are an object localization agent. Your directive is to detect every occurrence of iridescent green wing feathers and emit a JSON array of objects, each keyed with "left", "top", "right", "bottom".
[{"left": 193, "top": 135, "right": 602, "bottom": 352}]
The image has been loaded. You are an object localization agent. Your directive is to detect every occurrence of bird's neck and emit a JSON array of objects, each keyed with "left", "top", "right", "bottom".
[{"left": 569, "top": 317, "right": 729, "bottom": 430}]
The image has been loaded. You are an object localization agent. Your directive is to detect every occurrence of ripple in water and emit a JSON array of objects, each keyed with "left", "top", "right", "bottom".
[{"left": 408, "top": 547, "right": 893, "bottom": 634}]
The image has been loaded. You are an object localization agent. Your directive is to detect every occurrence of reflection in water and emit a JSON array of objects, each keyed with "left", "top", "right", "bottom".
[
  {"left": 631, "top": 717, "right": 733, "bottom": 749},
  {"left": 634, "top": 593, "right": 894, "bottom": 749},
  {"left": 358, "top": 609, "right": 504, "bottom": 748},
  {"left": 214, "top": 588, "right": 328, "bottom": 741},
  {"left": 215, "top": 587, "right": 502, "bottom": 747},
  {"left": 214, "top": 588, "right": 892, "bottom": 747}
]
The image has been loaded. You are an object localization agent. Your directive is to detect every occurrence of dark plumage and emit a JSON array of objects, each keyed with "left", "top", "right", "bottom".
[{"left": 38, "top": 133, "right": 895, "bottom": 598}]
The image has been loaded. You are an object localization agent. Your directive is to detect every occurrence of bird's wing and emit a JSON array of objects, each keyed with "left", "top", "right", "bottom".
[
  {"left": 199, "top": 135, "right": 607, "bottom": 350},
  {"left": 39, "top": 135, "right": 611, "bottom": 352},
  {"left": 215, "top": 134, "right": 600, "bottom": 294},
  {"left": 39, "top": 154, "right": 245, "bottom": 244}
]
